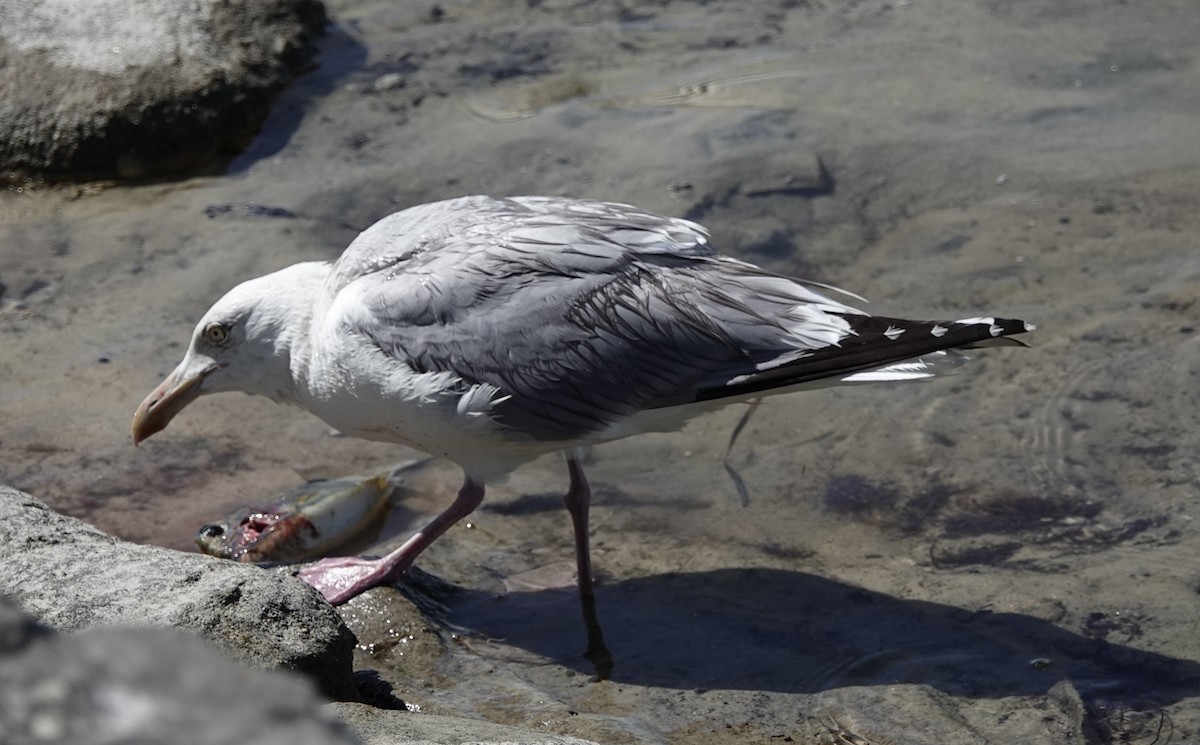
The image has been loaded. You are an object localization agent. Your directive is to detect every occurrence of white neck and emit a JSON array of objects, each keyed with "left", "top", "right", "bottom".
[{"left": 240, "top": 262, "right": 329, "bottom": 403}]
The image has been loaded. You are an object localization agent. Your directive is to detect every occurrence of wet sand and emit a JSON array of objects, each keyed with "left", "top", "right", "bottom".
[{"left": 3, "top": 0, "right": 1200, "bottom": 742}]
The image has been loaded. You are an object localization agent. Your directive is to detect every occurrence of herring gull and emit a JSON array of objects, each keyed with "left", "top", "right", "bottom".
[{"left": 132, "top": 195, "right": 1033, "bottom": 623}]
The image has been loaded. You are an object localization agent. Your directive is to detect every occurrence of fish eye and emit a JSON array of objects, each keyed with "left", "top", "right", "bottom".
[{"left": 203, "top": 323, "right": 231, "bottom": 345}]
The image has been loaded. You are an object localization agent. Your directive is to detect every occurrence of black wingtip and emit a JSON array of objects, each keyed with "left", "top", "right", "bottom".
[
  {"left": 957, "top": 317, "right": 1036, "bottom": 347},
  {"left": 693, "top": 313, "right": 1036, "bottom": 403}
]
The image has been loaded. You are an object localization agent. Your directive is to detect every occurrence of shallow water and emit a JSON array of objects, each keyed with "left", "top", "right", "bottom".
[{"left": 3, "top": 0, "right": 1200, "bottom": 742}]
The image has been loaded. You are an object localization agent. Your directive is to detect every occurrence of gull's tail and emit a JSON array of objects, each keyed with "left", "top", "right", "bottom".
[{"left": 696, "top": 316, "right": 1035, "bottom": 402}]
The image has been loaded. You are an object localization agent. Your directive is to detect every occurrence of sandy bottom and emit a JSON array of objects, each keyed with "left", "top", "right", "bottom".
[{"left": 3, "top": 0, "right": 1199, "bottom": 742}]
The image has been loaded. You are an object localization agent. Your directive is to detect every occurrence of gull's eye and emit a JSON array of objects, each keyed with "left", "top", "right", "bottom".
[{"left": 203, "top": 323, "right": 231, "bottom": 346}]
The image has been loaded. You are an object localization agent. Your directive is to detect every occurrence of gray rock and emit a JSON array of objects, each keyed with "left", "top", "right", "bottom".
[
  {"left": 0, "top": 593, "right": 604, "bottom": 745},
  {"left": 0, "top": 0, "right": 327, "bottom": 182},
  {"left": 0, "top": 486, "right": 358, "bottom": 700},
  {"left": 330, "top": 703, "right": 602, "bottom": 745},
  {"left": 0, "top": 595, "right": 360, "bottom": 745}
]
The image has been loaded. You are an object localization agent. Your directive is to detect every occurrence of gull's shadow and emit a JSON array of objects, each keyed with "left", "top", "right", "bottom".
[{"left": 437, "top": 567, "right": 1200, "bottom": 704}]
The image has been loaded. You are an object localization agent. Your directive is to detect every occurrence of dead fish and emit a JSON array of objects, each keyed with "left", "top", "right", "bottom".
[{"left": 195, "top": 460, "right": 427, "bottom": 562}]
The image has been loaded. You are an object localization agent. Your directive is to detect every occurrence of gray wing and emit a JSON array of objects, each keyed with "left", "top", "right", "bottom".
[
  {"left": 328, "top": 195, "right": 717, "bottom": 294},
  {"left": 328, "top": 196, "right": 1026, "bottom": 441}
]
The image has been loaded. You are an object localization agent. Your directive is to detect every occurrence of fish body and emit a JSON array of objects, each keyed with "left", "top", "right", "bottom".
[{"left": 196, "top": 463, "right": 420, "bottom": 562}]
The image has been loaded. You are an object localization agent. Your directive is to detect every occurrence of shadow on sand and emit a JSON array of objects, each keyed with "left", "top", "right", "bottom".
[{"left": 434, "top": 567, "right": 1200, "bottom": 704}]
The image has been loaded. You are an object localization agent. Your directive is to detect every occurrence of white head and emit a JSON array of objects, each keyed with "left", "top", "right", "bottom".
[{"left": 131, "top": 262, "right": 328, "bottom": 444}]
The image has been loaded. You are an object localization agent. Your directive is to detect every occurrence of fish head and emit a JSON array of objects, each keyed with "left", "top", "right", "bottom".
[{"left": 194, "top": 509, "right": 310, "bottom": 562}]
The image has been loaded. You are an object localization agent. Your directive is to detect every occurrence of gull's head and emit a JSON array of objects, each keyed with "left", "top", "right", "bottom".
[{"left": 131, "top": 262, "right": 326, "bottom": 445}]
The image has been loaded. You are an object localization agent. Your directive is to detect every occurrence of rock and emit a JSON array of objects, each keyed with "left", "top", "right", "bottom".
[
  {"left": 0, "top": 486, "right": 358, "bottom": 700},
  {"left": 330, "top": 703, "right": 603, "bottom": 745},
  {"left": 795, "top": 683, "right": 1087, "bottom": 744},
  {"left": 740, "top": 153, "right": 834, "bottom": 198},
  {"left": 0, "top": 595, "right": 360, "bottom": 745},
  {"left": 0, "top": 493, "right": 605, "bottom": 744},
  {"left": 0, "top": 0, "right": 327, "bottom": 182}
]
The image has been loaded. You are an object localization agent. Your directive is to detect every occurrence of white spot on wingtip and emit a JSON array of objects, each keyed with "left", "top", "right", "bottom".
[
  {"left": 930, "top": 325, "right": 948, "bottom": 337},
  {"left": 1024, "top": 321, "right": 1037, "bottom": 332},
  {"left": 989, "top": 324, "right": 1002, "bottom": 337}
]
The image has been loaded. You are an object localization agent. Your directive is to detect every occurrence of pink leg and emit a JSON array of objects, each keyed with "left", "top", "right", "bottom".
[
  {"left": 563, "top": 451, "right": 613, "bottom": 678},
  {"left": 297, "top": 476, "right": 485, "bottom": 605}
]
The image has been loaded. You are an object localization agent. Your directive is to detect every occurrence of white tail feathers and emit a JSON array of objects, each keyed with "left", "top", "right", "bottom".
[{"left": 839, "top": 349, "right": 971, "bottom": 383}]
